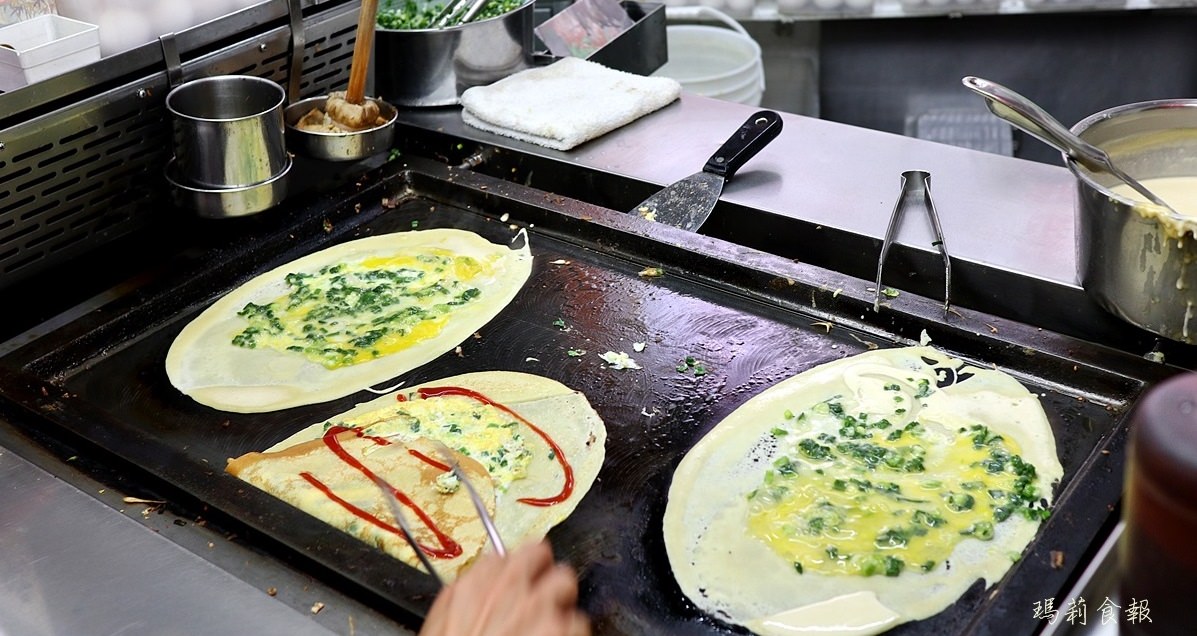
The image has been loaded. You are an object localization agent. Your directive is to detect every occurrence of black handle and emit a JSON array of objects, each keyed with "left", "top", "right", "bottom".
[{"left": 702, "top": 110, "right": 784, "bottom": 180}]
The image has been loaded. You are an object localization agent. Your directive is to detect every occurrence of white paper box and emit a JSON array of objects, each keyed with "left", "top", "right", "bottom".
[{"left": 0, "top": 15, "right": 100, "bottom": 91}]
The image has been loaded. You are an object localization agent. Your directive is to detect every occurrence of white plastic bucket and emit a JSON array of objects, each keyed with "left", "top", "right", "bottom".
[{"left": 651, "top": 6, "right": 765, "bottom": 106}]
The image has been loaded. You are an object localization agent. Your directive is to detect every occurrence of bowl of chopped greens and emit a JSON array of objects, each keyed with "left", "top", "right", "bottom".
[{"left": 375, "top": 0, "right": 534, "bottom": 107}]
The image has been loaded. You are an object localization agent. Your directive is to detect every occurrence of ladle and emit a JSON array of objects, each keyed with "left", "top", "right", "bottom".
[{"left": 961, "top": 76, "right": 1181, "bottom": 217}]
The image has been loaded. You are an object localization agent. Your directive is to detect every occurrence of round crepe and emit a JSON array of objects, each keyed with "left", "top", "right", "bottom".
[
  {"left": 166, "top": 229, "right": 532, "bottom": 413},
  {"left": 270, "top": 370, "right": 607, "bottom": 560},
  {"left": 663, "top": 346, "right": 1062, "bottom": 636}
]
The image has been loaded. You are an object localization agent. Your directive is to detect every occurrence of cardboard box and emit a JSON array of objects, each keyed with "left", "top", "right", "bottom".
[{"left": 0, "top": 14, "right": 100, "bottom": 91}]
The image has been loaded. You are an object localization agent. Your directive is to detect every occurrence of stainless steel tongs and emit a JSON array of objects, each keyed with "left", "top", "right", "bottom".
[
  {"left": 371, "top": 439, "right": 506, "bottom": 585},
  {"left": 874, "top": 170, "right": 952, "bottom": 315},
  {"left": 431, "top": 0, "right": 490, "bottom": 27},
  {"left": 428, "top": 438, "right": 507, "bottom": 558}
]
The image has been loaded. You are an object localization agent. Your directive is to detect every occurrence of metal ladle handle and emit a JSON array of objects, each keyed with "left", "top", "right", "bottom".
[{"left": 961, "top": 76, "right": 1178, "bottom": 214}]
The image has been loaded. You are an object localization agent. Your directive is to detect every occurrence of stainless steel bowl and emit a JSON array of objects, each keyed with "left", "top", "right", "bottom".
[
  {"left": 166, "top": 156, "right": 291, "bottom": 219},
  {"left": 283, "top": 96, "right": 398, "bottom": 162},
  {"left": 374, "top": 0, "right": 534, "bottom": 107},
  {"left": 1068, "top": 99, "right": 1197, "bottom": 343}
]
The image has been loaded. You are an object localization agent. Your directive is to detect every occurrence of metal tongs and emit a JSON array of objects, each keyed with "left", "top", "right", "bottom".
[
  {"left": 429, "top": 439, "right": 507, "bottom": 557},
  {"left": 874, "top": 170, "right": 952, "bottom": 315},
  {"left": 432, "top": 0, "right": 491, "bottom": 27},
  {"left": 372, "top": 439, "right": 506, "bottom": 585}
]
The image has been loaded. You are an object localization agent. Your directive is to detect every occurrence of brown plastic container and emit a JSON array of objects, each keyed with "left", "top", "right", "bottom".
[{"left": 1121, "top": 371, "right": 1197, "bottom": 634}]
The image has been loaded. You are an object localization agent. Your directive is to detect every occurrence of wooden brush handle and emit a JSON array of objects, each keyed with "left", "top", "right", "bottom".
[{"left": 346, "top": 0, "right": 380, "bottom": 105}]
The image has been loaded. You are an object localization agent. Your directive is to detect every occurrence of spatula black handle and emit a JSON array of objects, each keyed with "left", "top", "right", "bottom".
[{"left": 702, "top": 110, "right": 783, "bottom": 180}]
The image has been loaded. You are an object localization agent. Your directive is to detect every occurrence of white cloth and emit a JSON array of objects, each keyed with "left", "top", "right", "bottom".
[{"left": 460, "top": 57, "right": 682, "bottom": 151}]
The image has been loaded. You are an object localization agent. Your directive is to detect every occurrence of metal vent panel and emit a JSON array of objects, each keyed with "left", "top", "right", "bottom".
[{"left": 0, "top": 2, "right": 361, "bottom": 290}]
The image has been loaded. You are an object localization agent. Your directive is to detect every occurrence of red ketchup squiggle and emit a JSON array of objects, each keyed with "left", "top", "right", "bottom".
[
  {"left": 413, "top": 386, "right": 574, "bottom": 507},
  {"left": 408, "top": 448, "right": 451, "bottom": 472},
  {"left": 303, "top": 426, "right": 462, "bottom": 559}
]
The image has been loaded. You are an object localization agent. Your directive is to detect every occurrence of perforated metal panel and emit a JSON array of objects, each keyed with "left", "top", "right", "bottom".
[{"left": 0, "top": 2, "right": 360, "bottom": 290}]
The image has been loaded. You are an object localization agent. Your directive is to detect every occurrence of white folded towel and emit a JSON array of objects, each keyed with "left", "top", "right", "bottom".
[{"left": 460, "top": 57, "right": 682, "bottom": 151}]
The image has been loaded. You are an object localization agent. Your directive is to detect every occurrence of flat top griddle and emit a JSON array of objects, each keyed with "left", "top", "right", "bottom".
[{"left": 0, "top": 155, "right": 1176, "bottom": 635}]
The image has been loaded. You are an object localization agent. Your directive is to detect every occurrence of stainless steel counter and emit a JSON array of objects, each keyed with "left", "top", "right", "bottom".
[
  {"left": 399, "top": 93, "right": 1171, "bottom": 355},
  {"left": 401, "top": 92, "right": 1078, "bottom": 283},
  {"left": 0, "top": 409, "right": 408, "bottom": 636},
  {"left": 0, "top": 92, "right": 1150, "bottom": 635},
  {"left": 0, "top": 447, "right": 335, "bottom": 636}
]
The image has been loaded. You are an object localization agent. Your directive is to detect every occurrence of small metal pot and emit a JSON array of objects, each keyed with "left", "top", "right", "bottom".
[
  {"left": 165, "top": 157, "right": 291, "bottom": 219},
  {"left": 166, "top": 75, "right": 289, "bottom": 189},
  {"left": 1069, "top": 99, "right": 1197, "bottom": 344},
  {"left": 374, "top": 0, "right": 534, "bottom": 107},
  {"left": 283, "top": 96, "right": 398, "bottom": 162}
]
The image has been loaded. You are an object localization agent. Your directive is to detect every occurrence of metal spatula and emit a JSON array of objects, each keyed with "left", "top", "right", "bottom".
[{"left": 631, "top": 110, "right": 783, "bottom": 232}]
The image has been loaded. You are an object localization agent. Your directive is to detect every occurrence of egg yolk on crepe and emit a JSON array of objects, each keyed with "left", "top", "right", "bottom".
[{"left": 167, "top": 229, "right": 532, "bottom": 413}]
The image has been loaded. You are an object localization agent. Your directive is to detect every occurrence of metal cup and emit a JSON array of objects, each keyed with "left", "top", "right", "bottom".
[{"left": 166, "top": 75, "right": 288, "bottom": 189}]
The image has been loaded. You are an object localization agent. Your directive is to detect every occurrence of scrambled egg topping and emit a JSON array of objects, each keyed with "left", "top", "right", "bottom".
[
  {"left": 339, "top": 394, "right": 534, "bottom": 491},
  {"left": 231, "top": 250, "right": 490, "bottom": 369},
  {"left": 747, "top": 378, "right": 1049, "bottom": 578}
]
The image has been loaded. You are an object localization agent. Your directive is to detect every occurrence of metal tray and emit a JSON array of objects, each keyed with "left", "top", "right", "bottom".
[{"left": 0, "top": 154, "right": 1177, "bottom": 634}]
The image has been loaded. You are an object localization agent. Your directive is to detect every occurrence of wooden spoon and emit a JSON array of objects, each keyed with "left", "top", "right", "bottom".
[{"left": 346, "top": 0, "right": 380, "bottom": 105}]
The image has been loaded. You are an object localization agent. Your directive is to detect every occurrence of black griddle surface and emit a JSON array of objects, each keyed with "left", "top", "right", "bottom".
[{"left": 0, "top": 155, "right": 1177, "bottom": 635}]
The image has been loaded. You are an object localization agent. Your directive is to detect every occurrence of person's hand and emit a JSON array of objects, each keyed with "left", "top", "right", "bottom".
[{"left": 419, "top": 540, "right": 590, "bottom": 636}]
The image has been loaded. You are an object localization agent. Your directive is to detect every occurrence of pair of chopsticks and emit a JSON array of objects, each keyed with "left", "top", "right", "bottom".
[{"left": 372, "top": 439, "right": 505, "bottom": 586}]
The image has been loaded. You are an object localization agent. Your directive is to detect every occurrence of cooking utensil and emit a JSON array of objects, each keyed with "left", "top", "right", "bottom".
[
  {"left": 375, "top": 0, "right": 535, "bottom": 107},
  {"left": 1068, "top": 98, "right": 1197, "bottom": 344},
  {"left": 433, "top": 0, "right": 490, "bottom": 27},
  {"left": 874, "top": 170, "right": 951, "bottom": 315},
  {"left": 459, "top": 0, "right": 493, "bottom": 24},
  {"left": 631, "top": 109, "right": 782, "bottom": 231},
  {"left": 165, "top": 156, "right": 291, "bottom": 219},
  {"left": 283, "top": 0, "right": 398, "bottom": 163},
  {"left": 346, "top": 0, "right": 380, "bottom": 105},
  {"left": 284, "top": 95, "right": 398, "bottom": 162},
  {"left": 2, "top": 153, "right": 1173, "bottom": 634},
  {"left": 961, "top": 76, "right": 1181, "bottom": 218},
  {"left": 427, "top": 439, "right": 507, "bottom": 557},
  {"left": 430, "top": 0, "right": 466, "bottom": 27},
  {"left": 165, "top": 75, "right": 288, "bottom": 189},
  {"left": 370, "top": 473, "right": 446, "bottom": 586}
]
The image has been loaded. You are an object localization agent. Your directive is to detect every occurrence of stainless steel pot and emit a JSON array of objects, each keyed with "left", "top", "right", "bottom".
[
  {"left": 165, "top": 157, "right": 291, "bottom": 219},
  {"left": 1069, "top": 100, "right": 1197, "bottom": 344},
  {"left": 166, "top": 75, "right": 289, "bottom": 189},
  {"left": 283, "top": 96, "right": 398, "bottom": 162},
  {"left": 374, "top": 0, "right": 534, "bottom": 107}
]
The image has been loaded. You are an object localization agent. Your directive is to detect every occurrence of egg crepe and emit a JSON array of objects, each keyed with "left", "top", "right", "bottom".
[
  {"left": 663, "top": 346, "right": 1062, "bottom": 636},
  {"left": 167, "top": 229, "right": 533, "bottom": 413},
  {"left": 232, "top": 371, "right": 607, "bottom": 580},
  {"left": 228, "top": 432, "right": 496, "bottom": 579}
]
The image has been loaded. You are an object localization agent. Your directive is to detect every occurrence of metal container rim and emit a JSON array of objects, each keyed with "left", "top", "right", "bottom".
[
  {"left": 165, "top": 74, "right": 287, "bottom": 123},
  {"left": 283, "top": 95, "right": 399, "bottom": 137},
  {"left": 1064, "top": 98, "right": 1197, "bottom": 207}
]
